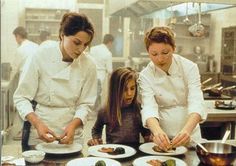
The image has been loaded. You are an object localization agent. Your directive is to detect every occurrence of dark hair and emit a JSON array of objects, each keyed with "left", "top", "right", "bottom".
[
  {"left": 13, "top": 26, "right": 27, "bottom": 39},
  {"left": 103, "top": 34, "right": 114, "bottom": 44},
  {"left": 59, "top": 12, "right": 94, "bottom": 44},
  {"left": 40, "top": 31, "right": 50, "bottom": 42},
  {"left": 144, "top": 26, "right": 175, "bottom": 51},
  {"left": 106, "top": 67, "right": 139, "bottom": 129}
]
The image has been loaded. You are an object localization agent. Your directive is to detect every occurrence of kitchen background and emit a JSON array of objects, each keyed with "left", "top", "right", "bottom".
[{"left": 1, "top": 0, "right": 236, "bottom": 155}]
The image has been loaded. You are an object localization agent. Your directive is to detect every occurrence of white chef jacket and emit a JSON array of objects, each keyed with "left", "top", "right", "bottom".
[
  {"left": 89, "top": 44, "right": 112, "bottom": 83},
  {"left": 13, "top": 39, "right": 39, "bottom": 74},
  {"left": 13, "top": 41, "right": 97, "bottom": 145},
  {"left": 138, "top": 54, "right": 207, "bottom": 142}
]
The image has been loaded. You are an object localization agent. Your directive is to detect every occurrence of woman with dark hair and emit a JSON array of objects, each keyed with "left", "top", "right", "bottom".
[
  {"left": 87, "top": 67, "right": 151, "bottom": 146},
  {"left": 14, "top": 12, "right": 97, "bottom": 149},
  {"left": 138, "top": 26, "right": 207, "bottom": 152}
]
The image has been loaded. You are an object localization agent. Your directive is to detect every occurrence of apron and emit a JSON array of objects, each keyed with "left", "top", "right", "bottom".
[{"left": 28, "top": 104, "right": 83, "bottom": 145}]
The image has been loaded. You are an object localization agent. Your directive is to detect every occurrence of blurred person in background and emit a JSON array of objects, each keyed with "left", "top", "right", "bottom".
[
  {"left": 39, "top": 30, "right": 57, "bottom": 46},
  {"left": 89, "top": 34, "right": 114, "bottom": 110},
  {"left": 12, "top": 26, "right": 39, "bottom": 140},
  {"left": 12, "top": 26, "right": 39, "bottom": 75},
  {"left": 13, "top": 12, "right": 97, "bottom": 151},
  {"left": 138, "top": 26, "right": 207, "bottom": 152}
]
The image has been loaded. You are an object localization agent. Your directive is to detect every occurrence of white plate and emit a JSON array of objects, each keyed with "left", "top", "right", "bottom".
[
  {"left": 35, "top": 141, "right": 82, "bottom": 154},
  {"left": 88, "top": 144, "right": 136, "bottom": 159},
  {"left": 139, "top": 142, "right": 187, "bottom": 156},
  {"left": 66, "top": 157, "right": 121, "bottom": 166},
  {"left": 133, "top": 155, "right": 187, "bottom": 166}
]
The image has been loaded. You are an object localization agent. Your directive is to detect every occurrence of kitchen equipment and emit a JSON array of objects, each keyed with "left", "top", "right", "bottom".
[
  {"left": 201, "top": 77, "right": 212, "bottom": 85},
  {"left": 196, "top": 142, "right": 236, "bottom": 166},
  {"left": 188, "top": 3, "right": 205, "bottom": 37},
  {"left": 191, "top": 139, "right": 208, "bottom": 152},
  {"left": 206, "top": 85, "right": 236, "bottom": 97},
  {"left": 183, "top": 3, "right": 190, "bottom": 24},
  {"left": 202, "top": 83, "right": 221, "bottom": 91},
  {"left": 221, "top": 130, "right": 231, "bottom": 144},
  {"left": 1, "top": 62, "right": 12, "bottom": 81},
  {"left": 22, "top": 150, "right": 45, "bottom": 163},
  {"left": 215, "top": 100, "right": 236, "bottom": 110}
]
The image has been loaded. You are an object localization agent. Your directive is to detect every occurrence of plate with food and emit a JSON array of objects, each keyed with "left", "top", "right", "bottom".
[
  {"left": 88, "top": 144, "right": 136, "bottom": 159},
  {"left": 139, "top": 142, "right": 187, "bottom": 156},
  {"left": 35, "top": 141, "right": 82, "bottom": 155},
  {"left": 133, "top": 155, "right": 187, "bottom": 166},
  {"left": 66, "top": 157, "right": 121, "bottom": 166}
]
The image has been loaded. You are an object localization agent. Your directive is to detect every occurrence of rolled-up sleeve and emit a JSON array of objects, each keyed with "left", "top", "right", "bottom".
[
  {"left": 138, "top": 71, "right": 159, "bottom": 127},
  {"left": 74, "top": 64, "right": 97, "bottom": 125},
  {"left": 186, "top": 64, "right": 207, "bottom": 122},
  {"left": 13, "top": 55, "right": 39, "bottom": 121}
]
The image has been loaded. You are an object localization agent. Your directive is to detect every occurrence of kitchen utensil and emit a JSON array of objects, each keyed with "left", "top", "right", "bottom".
[
  {"left": 188, "top": 3, "right": 205, "bottom": 37},
  {"left": 191, "top": 139, "right": 208, "bottom": 153},
  {"left": 221, "top": 130, "right": 231, "bottom": 144},
  {"left": 201, "top": 77, "right": 212, "bottom": 85},
  {"left": 183, "top": 3, "right": 190, "bottom": 24},
  {"left": 196, "top": 142, "right": 236, "bottom": 166},
  {"left": 202, "top": 83, "right": 221, "bottom": 91}
]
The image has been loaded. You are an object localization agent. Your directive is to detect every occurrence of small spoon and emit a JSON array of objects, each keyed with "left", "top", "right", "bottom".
[
  {"left": 221, "top": 130, "right": 230, "bottom": 144},
  {"left": 192, "top": 139, "right": 208, "bottom": 153}
]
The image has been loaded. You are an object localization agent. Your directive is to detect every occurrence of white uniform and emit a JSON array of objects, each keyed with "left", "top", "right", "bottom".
[
  {"left": 89, "top": 44, "right": 112, "bottom": 83},
  {"left": 138, "top": 54, "right": 207, "bottom": 142},
  {"left": 13, "top": 42, "right": 97, "bottom": 145},
  {"left": 13, "top": 39, "right": 39, "bottom": 74}
]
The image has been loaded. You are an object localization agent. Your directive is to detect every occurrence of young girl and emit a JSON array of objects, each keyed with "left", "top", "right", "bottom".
[{"left": 87, "top": 67, "right": 151, "bottom": 146}]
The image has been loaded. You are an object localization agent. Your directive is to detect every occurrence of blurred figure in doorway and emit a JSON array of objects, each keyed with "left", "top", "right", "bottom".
[
  {"left": 12, "top": 26, "right": 39, "bottom": 140},
  {"left": 90, "top": 34, "right": 114, "bottom": 110}
]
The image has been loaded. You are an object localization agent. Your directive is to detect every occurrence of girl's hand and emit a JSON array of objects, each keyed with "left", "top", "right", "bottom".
[
  {"left": 35, "top": 121, "right": 57, "bottom": 143},
  {"left": 87, "top": 138, "right": 103, "bottom": 146},
  {"left": 171, "top": 130, "right": 190, "bottom": 148},
  {"left": 152, "top": 132, "right": 171, "bottom": 152},
  {"left": 143, "top": 134, "right": 153, "bottom": 142},
  {"left": 58, "top": 125, "right": 76, "bottom": 144}
]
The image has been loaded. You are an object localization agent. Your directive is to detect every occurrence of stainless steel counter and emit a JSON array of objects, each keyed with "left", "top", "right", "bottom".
[
  {"left": 205, "top": 100, "right": 236, "bottom": 139},
  {"left": 1, "top": 72, "right": 19, "bottom": 143}
]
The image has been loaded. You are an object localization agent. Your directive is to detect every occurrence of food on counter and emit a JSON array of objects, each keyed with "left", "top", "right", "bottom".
[
  {"left": 95, "top": 160, "right": 106, "bottom": 166},
  {"left": 147, "top": 159, "right": 176, "bottom": 166},
  {"left": 98, "top": 147, "right": 125, "bottom": 155},
  {"left": 152, "top": 145, "right": 176, "bottom": 153}
]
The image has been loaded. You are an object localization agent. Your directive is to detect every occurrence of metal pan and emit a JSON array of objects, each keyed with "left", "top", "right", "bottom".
[{"left": 196, "top": 142, "right": 236, "bottom": 166}]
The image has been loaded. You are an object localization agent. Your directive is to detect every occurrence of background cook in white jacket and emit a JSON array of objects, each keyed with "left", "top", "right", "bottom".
[
  {"left": 138, "top": 27, "right": 207, "bottom": 151},
  {"left": 13, "top": 12, "right": 97, "bottom": 145},
  {"left": 89, "top": 34, "right": 114, "bottom": 107}
]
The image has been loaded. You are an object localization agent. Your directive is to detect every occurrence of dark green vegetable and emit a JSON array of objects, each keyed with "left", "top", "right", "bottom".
[
  {"left": 114, "top": 147, "right": 125, "bottom": 154},
  {"left": 161, "top": 159, "right": 176, "bottom": 166},
  {"left": 95, "top": 160, "right": 106, "bottom": 166}
]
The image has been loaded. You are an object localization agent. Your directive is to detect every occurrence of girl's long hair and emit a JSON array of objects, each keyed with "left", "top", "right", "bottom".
[{"left": 106, "top": 67, "right": 140, "bottom": 130}]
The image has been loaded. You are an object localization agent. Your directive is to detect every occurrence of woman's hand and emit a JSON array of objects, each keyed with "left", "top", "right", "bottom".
[
  {"left": 34, "top": 121, "right": 57, "bottom": 143},
  {"left": 171, "top": 130, "right": 190, "bottom": 148},
  {"left": 58, "top": 118, "right": 82, "bottom": 144},
  {"left": 27, "top": 112, "right": 57, "bottom": 143},
  {"left": 153, "top": 131, "right": 171, "bottom": 152},
  {"left": 87, "top": 138, "right": 103, "bottom": 146}
]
